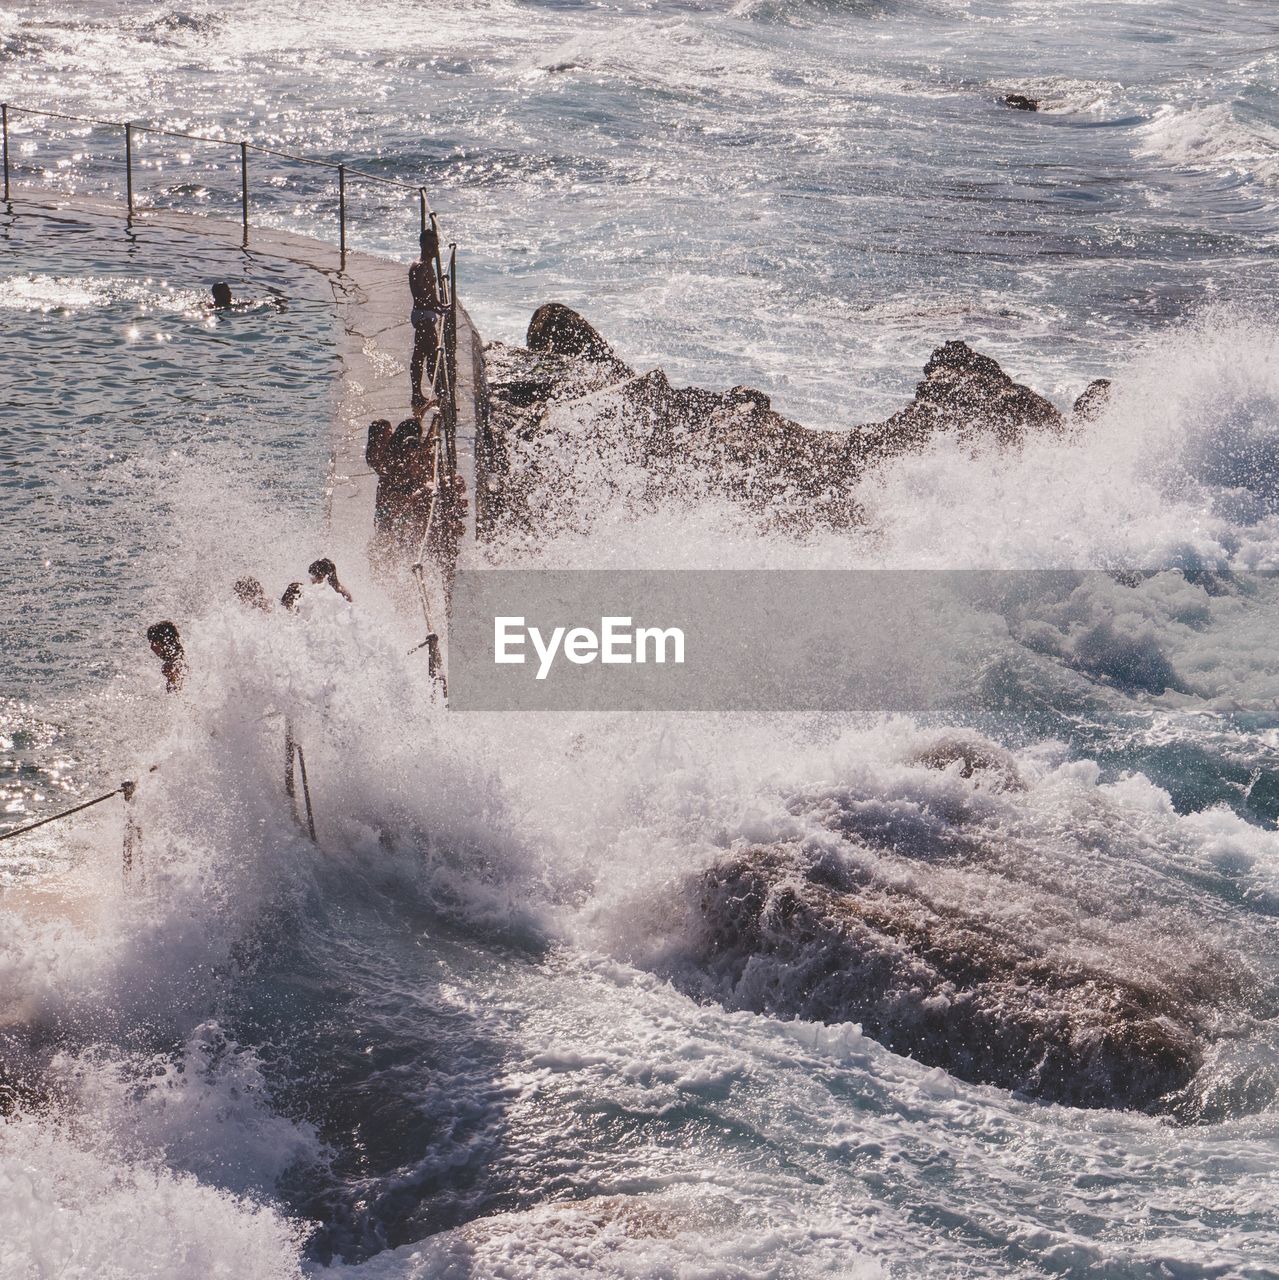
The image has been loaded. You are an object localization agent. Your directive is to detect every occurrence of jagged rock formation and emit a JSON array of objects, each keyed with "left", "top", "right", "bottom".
[
  {"left": 1004, "top": 93, "right": 1040, "bottom": 111},
  {"left": 687, "top": 843, "right": 1214, "bottom": 1112},
  {"left": 484, "top": 335, "right": 861, "bottom": 535},
  {"left": 1074, "top": 377, "right": 1112, "bottom": 420},
  {"left": 855, "top": 338, "right": 1064, "bottom": 459},
  {"left": 482, "top": 305, "right": 1066, "bottom": 535},
  {"left": 526, "top": 302, "right": 622, "bottom": 367}
]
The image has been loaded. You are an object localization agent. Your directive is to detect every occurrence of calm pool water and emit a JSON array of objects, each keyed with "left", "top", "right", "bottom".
[{"left": 0, "top": 203, "right": 336, "bottom": 827}]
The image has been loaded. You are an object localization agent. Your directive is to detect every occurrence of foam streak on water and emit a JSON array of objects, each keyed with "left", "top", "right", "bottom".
[{"left": 4, "top": 3, "right": 1279, "bottom": 1278}]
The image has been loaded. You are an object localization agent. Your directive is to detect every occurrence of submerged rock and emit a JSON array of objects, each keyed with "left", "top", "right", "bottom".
[
  {"left": 687, "top": 844, "right": 1208, "bottom": 1112},
  {"left": 907, "top": 730, "right": 1026, "bottom": 791},
  {"left": 1004, "top": 94, "right": 1040, "bottom": 111}
]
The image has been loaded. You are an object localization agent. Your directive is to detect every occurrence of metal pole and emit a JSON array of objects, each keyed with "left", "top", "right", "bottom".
[
  {"left": 124, "top": 121, "right": 134, "bottom": 215},
  {"left": 338, "top": 163, "right": 346, "bottom": 261},
  {"left": 429, "top": 210, "right": 443, "bottom": 284},
  {"left": 448, "top": 243, "right": 458, "bottom": 387},
  {"left": 448, "top": 245, "right": 459, "bottom": 477},
  {"left": 240, "top": 141, "right": 249, "bottom": 244},
  {"left": 296, "top": 745, "right": 317, "bottom": 843},
  {"left": 2, "top": 104, "right": 10, "bottom": 203}
]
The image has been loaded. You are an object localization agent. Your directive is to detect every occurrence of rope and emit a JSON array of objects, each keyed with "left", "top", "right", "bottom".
[
  {"left": 406, "top": 426, "right": 449, "bottom": 697},
  {"left": 408, "top": 569, "right": 448, "bottom": 698},
  {"left": 411, "top": 425, "right": 443, "bottom": 571},
  {"left": 0, "top": 787, "right": 124, "bottom": 842}
]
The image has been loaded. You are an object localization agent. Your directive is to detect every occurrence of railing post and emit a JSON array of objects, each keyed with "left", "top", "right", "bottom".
[
  {"left": 124, "top": 121, "right": 134, "bottom": 216},
  {"left": 445, "top": 244, "right": 459, "bottom": 478},
  {"left": 2, "top": 104, "right": 10, "bottom": 203},
  {"left": 419, "top": 187, "right": 427, "bottom": 236},
  {"left": 338, "top": 163, "right": 346, "bottom": 261},
  {"left": 448, "top": 243, "right": 458, "bottom": 393},
  {"left": 240, "top": 141, "right": 249, "bottom": 244},
  {"left": 429, "top": 210, "right": 445, "bottom": 298}
]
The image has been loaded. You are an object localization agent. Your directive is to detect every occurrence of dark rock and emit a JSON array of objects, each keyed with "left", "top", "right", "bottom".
[
  {"left": 1073, "top": 378, "right": 1112, "bottom": 420},
  {"left": 687, "top": 845, "right": 1211, "bottom": 1112},
  {"left": 527, "top": 302, "right": 618, "bottom": 364},
  {"left": 483, "top": 343, "right": 634, "bottom": 444},
  {"left": 908, "top": 731, "right": 1026, "bottom": 791},
  {"left": 607, "top": 369, "right": 863, "bottom": 529},
  {"left": 489, "top": 378, "right": 556, "bottom": 409},
  {"left": 484, "top": 319, "right": 1063, "bottom": 538},
  {"left": 860, "top": 339, "right": 1063, "bottom": 458},
  {"left": 727, "top": 385, "right": 771, "bottom": 411},
  {"left": 1004, "top": 94, "right": 1040, "bottom": 111},
  {"left": 484, "top": 334, "right": 863, "bottom": 535}
]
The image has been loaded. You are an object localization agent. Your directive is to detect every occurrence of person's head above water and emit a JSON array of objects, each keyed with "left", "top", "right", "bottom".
[
  {"left": 281, "top": 582, "right": 303, "bottom": 611},
  {"left": 146, "top": 621, "right": 187, "bottom": 691},
  {"left": 391, "top": 418, "right": 422, "bottom": 451},
  {"left": 308, "top": 558, "right": 338, "bottom": 587},
  {"left": 211, "top": 281, "right": 233, "bottom": 309},
  {"left": 233, "top": 576, "right": 270, "bottom": 611},
  {"left": 307, "top": 557, "right": 354, "bottom": 603},
  {"left": 146, "top": 620, "right": 183, "bottom": 661}
]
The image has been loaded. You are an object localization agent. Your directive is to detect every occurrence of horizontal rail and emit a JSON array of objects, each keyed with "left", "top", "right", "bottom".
[
  {"left": 2, "top": 97, "right": 464, "bottom": 581},
  {"left": 1, "top": 103, "right": 427, "bottom": 197}
]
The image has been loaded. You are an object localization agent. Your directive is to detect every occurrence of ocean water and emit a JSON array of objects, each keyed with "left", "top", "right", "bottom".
[{"left": 4, "top": 2, "right": 1279, "bottom": 1278}]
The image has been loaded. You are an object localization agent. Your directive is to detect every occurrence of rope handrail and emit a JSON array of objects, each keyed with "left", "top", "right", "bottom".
[
  {"left": 2, "top": 102, "right": 427, "bottom": 197},
  {"left": 0, "top": 786, "right": 125, "bottom": 843}
]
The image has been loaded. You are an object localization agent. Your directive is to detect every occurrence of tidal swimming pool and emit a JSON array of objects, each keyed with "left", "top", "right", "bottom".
[{"left": 0, "top": 203, "right": 339, "bottom": 836}]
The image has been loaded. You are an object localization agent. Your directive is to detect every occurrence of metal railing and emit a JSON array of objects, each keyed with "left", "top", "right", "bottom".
[
  {"left": 2, "top": 99, "right": 467, "bottom": 593},
  {"left": 429, "top": 241, "right": 462, "bottom": 527},
  {"left": 0, "top": 101, "right": 434, "bottom": 259}
]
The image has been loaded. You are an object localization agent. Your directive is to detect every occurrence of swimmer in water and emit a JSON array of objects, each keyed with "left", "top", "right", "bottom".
[
  {"left": 146, "top": 620, "right": 187, "bottom": 692},
  {"left": 211, "top": 281, "right": 233, "bottom": 310},
  {"left": 233, "top": 576, "right": 271, "bottom": 611},
  {"left": 308, "top": 557, "right": 354, "bottom": 603}
]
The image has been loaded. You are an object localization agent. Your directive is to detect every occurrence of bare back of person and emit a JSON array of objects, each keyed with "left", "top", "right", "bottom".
[{"left": 410, "top": 258, "right": 439, "bottom": 317}]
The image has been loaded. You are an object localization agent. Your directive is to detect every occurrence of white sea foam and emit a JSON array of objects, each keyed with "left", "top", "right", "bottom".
[
  {"left": 0, "top": 1113, "right": 307, "bottom": 1280},
  {"left": 855, "top": 309, "right": 1279, "bottom": 570},
  {"left": 1137, "top": 103, "right": 1279, "bottom": 183}
]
